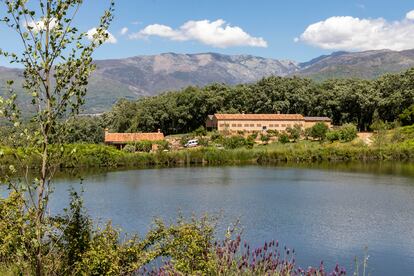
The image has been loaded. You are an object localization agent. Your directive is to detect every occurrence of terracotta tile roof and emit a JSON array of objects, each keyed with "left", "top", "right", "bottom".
[
  {"left": 105, "top": 132, "right": 164, "bottom": 143},
  {"left": 214, "top": 113, "right": 304, "bottom": 121},
  {"left": 304, "top": 116, "right": 331, "bottom": 122}
]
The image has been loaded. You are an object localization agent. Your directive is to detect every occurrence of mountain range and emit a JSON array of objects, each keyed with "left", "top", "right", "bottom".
[{"left": 2, "top": 49, "right": 414, "bottom": 113}]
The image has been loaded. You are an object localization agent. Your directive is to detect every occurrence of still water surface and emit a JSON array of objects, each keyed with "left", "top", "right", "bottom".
[{"left": 50, "top": 164, "right": 414, "bottom": 275}]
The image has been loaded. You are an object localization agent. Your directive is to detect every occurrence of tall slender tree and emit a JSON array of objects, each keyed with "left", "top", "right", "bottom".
[{"left": 0, "top": 0, "right": 114, "bottom": 274}]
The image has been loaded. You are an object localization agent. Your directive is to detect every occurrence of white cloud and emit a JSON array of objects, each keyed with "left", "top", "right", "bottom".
[
  {"left": 130, "top": 19, "right": 268, "bottom": 48},
  {"left": 120, "top": 27, "right": 128, "bottom": 35},
  {"left": 87, "top": 28, "right": 117, "bottom": 44},
  {"left": 296, "top": 10, "right": 414, "bottom": 51},
  {"left": 406, "top": 10, "right": 414, "bottom": 20},
  {"left": 25, "top": 18, "right": 58, "bottom": 33}
]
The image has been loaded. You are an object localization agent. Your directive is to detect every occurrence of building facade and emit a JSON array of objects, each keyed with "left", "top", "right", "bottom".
[{"left": 206, "top": 114, "right": 331, "bottom": 132}]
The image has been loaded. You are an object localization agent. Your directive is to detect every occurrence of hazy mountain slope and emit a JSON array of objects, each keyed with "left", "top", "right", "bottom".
[
  {"left": 0, "top": 53, "right": 299, "bottom": 113},
  {"left": 2, "top": 50, "right": 414, "bottom": 113},
  {"left": 294, "top": 49, "right": 414, "bottom": 80},
  {"left": 93, "top": 53, "right": 299, "bottom": 94}
]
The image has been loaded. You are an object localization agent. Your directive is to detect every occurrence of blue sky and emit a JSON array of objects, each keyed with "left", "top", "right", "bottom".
[{"left": 1, "top": 0, "right": 414, "bottom": 66}]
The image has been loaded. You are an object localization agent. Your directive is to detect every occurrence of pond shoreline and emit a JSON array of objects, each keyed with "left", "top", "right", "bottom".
[
  {"left": 1, "top": 141, "right": 414, "bottom": 170},
  {"left": 2, "top": 142, "right": 414, "bottom": 179}
]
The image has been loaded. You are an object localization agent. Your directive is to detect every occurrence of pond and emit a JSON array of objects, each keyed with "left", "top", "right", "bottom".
[{"left": 48, "top": 163, "right": 414, "bottom": 275}]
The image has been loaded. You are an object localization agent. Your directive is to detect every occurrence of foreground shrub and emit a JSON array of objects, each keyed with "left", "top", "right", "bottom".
[
  {"left": 223, "top": 136, "right": 250, "bottom": 149},
  {"left": 267, "top": 129, "right": 279, "bottom": 137},
  {"left": 309, "top": 123, "right": 329, "bottom": 141},
  {"left": 148, "top": 228, "right": 346, "bottom": 275},
  {"left": 210, "top": 131, "right": 223, "bottom": 142},
  {"left": 327, "top": 123, "right": 358, "bottom": 143},
  {"left": 399, "top": 104, "right": 414, "bottom": 126},
  {"left": 326, "top": 130, "right": 341, "bottom": 142},
  {"left": 193, "top": 126, "right": 207, "bottom": 137},
  {"left": 279, "top": 133, "right": 290, "bottom": 144},
  {"left": 260, "top": 134, "right": 270, "bottom": 143},
  {"left": 287, "top": 124, "right": 302, "bottom": 141},
  {"left": 339, "top": 123, "right": 358, "bottom": 142}
]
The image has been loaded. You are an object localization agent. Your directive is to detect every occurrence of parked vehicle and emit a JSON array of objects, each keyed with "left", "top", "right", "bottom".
[{"left": 184, "top": 139, "right": 198, "bottom": 148}]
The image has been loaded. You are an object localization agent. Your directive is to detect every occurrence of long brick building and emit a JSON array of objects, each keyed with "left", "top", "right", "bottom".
[{"left": 206, "top": 114, "right": 331, "bottom": 132}]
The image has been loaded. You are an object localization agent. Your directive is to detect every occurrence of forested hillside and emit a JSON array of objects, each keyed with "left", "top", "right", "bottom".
[
  {"left": 104, "top": 68, "right": 414, "bottom": 134},
  {"left": 3, "top": 50, "right": 414, "bottom": 114}
]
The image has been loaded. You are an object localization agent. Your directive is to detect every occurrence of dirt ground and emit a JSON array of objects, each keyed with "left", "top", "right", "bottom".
[{"left": 357, "top": 132, "right": 374, "bottom": 145}]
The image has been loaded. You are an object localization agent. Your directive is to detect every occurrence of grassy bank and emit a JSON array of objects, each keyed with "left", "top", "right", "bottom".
[{"left": 1, "top": 138, "right": 413, "bottom": 170}]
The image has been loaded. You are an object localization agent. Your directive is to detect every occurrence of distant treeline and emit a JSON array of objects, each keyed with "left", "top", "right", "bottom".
[
  {"left": 103, "top": 68, "right": 414, "bottom": 135},
  {"left": 1, "top": 68, "right": 414, "bottom": 143}
]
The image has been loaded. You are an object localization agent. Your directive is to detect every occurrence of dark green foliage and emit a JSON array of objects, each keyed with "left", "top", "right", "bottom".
[
  {"left": 61, "top": 116, "right": 105, "bottom": 144},
  {"left": 399, "top": 104, "right": 414, "bottom": 126},
  {"left": 54, "top": 189, "right": 92, "bottom": 270},
  {"left": 309, "top": 123, "right": 329, "bottom": 140},
  {"left": 339, "top": 123, "right": 358, "bottom": 142},
  {"left": 287, "top": 124, "right": 302, "bottom": 141},
  {"left": 246, "top": 136, "right": 255, "bottom": 148},
  {"left": 198, "top": 137, "right": 209, "bottom": 147},
  {"left": 279, "top": 133, "right": 290, "bottom": 144},
  {"left": 327, "top": 124, "right": 358, "bottom": 142},
  {"left": 249, "top": 131, "right": 258, "bottom": 139},
  {"left": 104, "top": 68, "right": 414, "bottom": 135},
  {"left": 326, "top": 130, "right": 341, "bottom": 142},
  {"left": 210, "top": 131, "right": 223, "bottom": 141},
  {"left": 222, "top": 136, "right": 250, "bottom": 149},
  {"left": 260, "top": 134, "right": 270, "bottom": 143},
  {"left": 193, "top": 126, "right": 207, "bottom": 137},
  {"left": 134, "top": 141, "right": 153, "bottom": 153}
]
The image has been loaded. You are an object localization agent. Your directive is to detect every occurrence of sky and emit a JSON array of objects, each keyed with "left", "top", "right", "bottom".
[{"left": 1, "top": 0, "right": 414, "bottom": 66}]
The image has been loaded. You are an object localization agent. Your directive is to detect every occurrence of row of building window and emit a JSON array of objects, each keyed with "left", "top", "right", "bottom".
[{"left": 218, "top": 123, "right": 299, "bottom": 128}]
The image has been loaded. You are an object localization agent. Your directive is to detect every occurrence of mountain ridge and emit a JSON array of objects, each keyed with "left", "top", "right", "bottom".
[{"left": 1, "top": 49, "right": 414, "bottom": 113}]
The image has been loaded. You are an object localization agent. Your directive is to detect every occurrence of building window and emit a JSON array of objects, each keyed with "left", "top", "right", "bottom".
[
  {"left": 219, "top": 124, "right": 225, "bottom": 127},
  {"left": 232, "top": 124, "right": 237, "bottom": 127},
  {"left": 244, "top": 124, "right": 249, "bottom": 127},
  {"left": 257, "top": 124, "right": 261, "bottom": 127},
  {"left": 237, "top": 124, "right": 242, "bottom": 127},
  {"left": 250, "top": 124, "right": 254, "bottom": 127},
  {"left": 225, "top": 124, "right": 230, "bottom": 127},
  {"left": 281, "top": 124, "right": 286, "bottom": 127},
  {"left": 287, "top": 124, "right": 292, "bottom": 127},
  {"left": 275, "top": 124, "right": 279, "bottom": 127},
  {"left": 269, "top": 124, "right": 273, "bottom": 127}
]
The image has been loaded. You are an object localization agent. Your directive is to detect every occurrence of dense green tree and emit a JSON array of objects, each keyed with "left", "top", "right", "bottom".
[
  {"left": 0, "top": 0, "right": 114, "bottom": 274},
  {"left": 100, "top": 66, "right": 414, "bottom": 136},
  {"left": 399, "top": 104, "right": 414, "bottom": 126},
  {"left": 309, "top": 122, "right": 329, "bottom": 141}
]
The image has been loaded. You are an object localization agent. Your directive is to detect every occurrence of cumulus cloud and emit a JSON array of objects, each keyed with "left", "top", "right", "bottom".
[
  {"left": 130, "top": 19, "right": 268, "bottom": 48},
  {"left": 296, "top": 10, "right": 414, "bottom": 51},
  {"left": 406, "top": 10, "right": 414, "bottom": 20},
  {"left": 87, "top": 28, "right": 117, "bottom": 44},
  {"left": 25, "top": 18, "right": 58, "bottom": 33},
  {"left": 120, "top": 27, "right": 128, "bottom": 35}
]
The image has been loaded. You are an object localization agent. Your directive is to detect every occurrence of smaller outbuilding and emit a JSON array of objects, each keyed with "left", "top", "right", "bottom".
[{"left": 104, "top": 129, "right": 164, "bottom": 149}]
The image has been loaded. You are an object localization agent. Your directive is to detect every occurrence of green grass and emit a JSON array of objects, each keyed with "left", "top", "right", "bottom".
[{"left": 1, "top": 135, "right": 414, "bottom": 171}]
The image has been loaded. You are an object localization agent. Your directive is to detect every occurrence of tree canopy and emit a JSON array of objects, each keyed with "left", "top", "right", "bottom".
[{"left": 104, "top": 68, "right": 414, "bottom": 135}]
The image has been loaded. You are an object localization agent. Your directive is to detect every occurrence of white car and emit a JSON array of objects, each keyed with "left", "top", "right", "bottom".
[{"left": 185, "top": 139, "right": 198, "bottom": 148}]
